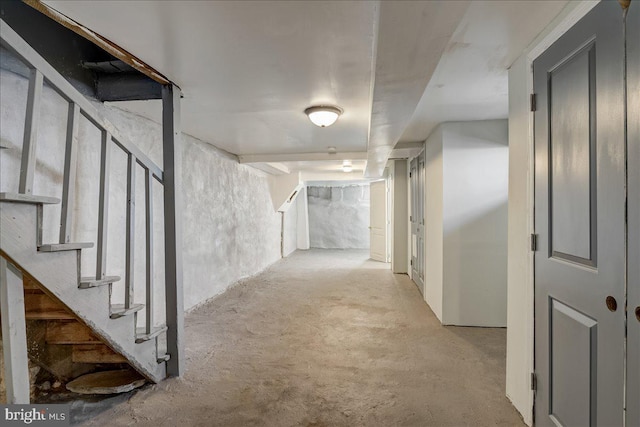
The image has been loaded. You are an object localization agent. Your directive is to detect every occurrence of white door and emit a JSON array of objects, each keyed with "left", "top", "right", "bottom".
[{"left": 370, "top": 180, "right": 387, "bottom": 262}]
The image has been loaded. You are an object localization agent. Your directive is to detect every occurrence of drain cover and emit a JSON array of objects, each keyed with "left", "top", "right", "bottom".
[{"left": 66, "top": 370, "right": 146, "bottom": 395}]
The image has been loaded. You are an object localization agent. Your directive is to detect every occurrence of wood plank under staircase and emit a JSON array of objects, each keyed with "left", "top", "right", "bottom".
[{"left": 0, "top": 194, "right": 168, "bottom": 386}]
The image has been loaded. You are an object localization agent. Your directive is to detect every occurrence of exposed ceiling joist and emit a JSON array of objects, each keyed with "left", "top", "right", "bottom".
[
  {"left": 96, "top": 73, "right": 162, "bottom": 101},
  {"left": 24, "top": 0, "right": 172, "bottom": 85}
]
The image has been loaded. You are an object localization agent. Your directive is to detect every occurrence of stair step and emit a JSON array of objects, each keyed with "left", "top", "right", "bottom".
[
  {"left": 0, "top": 192, "right": 60, "bottom": 204},
  {"left": 66, "top": 369, "right": 146, "bottom": 395},
  {"left": 72, "top": 344, "right": 127, "bottom": 364},
  {"left": 46, "top": 321, "right": 101, "bottom": 344},
  {"left": 157, "top": 354, "right": 171, "bottom": 363},
  {"left": 39, "top": 242, "right": 94, "bottom": 252},
  {"left": 135, "top": 326, "right": 168, "bottom": 343},
  {"left": 23, "top": 276, "right": 44, "bottom": 293},
  {"left": 25, "top": 293, "right": 75, "bottom": 320},
  {"left": 110, "top": 304, "right": 144, "bottom": 319},
  {"left": 79, "top": 275, "right": 121, "bottom": 289}
]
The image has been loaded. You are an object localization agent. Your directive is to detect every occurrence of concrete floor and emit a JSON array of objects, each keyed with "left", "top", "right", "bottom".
[{"left": 81, "top": 249, "right": 525, "bottom": 426}]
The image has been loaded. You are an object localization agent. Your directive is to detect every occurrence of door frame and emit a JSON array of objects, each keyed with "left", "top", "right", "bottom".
[
  {"left": 409, "top": 151, "right": 425, "bottom": 293},
  {"left": 519, "top": 1, "right": 600, "bottom": 423}
]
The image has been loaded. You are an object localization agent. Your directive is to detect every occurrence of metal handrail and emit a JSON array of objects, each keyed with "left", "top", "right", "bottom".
[{"left": 0, "top": 19, "right": 173, "bottom": 343}]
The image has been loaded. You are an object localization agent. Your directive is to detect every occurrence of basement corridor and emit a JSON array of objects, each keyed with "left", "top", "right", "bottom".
[{"left": 79, "top": 250, "right": 524, "bottom": 426}]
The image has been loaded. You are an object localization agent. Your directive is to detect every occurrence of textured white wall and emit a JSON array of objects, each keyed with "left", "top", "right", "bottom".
[
  {"left": 179, "top": 134, "right": 281, "bottom": 310},
  {"left": 441, "top": 120, "right": 508, "bottom": 327},
  {"left": 0, "top": 67, "right": 282, "bottom": 316},
  {"left": 307, "top": 184, "right": 370, "bottom": 249}
]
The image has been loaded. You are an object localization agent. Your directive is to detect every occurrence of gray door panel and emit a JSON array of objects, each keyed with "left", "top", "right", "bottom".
[
  {"left": 534, "top": 2, "right": 625, "bottom": 425},
  {"left": 410, "top": 153, "right": 425, "bottom": 294},
  {"left": 627, "top": 2, "right": 640, "bottom": 426}
]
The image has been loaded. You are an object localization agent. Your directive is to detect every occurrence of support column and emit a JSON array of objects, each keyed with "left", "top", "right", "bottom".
[
  {"left": 162, "top": 84, "right": 184, "bottom": 376},
  {"left": 0, "top": 258, "right": 30, "bottom": 403}
]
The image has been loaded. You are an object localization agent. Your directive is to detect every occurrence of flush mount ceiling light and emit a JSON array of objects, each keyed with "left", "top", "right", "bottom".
[
  {"left": 304, "top": 105, "right": 343, "bottom": 127},
  {"left": 342, "top": 160, "right": 353, "bottom": 173}
]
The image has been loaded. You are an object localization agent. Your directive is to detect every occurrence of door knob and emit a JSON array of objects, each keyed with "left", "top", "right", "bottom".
[{"left": 606, "top": 296, "right": 618, "bottom": 312}]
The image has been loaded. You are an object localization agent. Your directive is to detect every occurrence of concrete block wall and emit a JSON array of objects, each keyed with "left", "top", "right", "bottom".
[
  {"left": 0, "top": 66, "right": 284, "bottom": 314},
  {"left": 307, "top": 184, "right": 370, "bottom": 249}
]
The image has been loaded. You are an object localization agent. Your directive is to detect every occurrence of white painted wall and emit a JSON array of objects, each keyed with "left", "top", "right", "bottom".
[
  {"left": 0, "top": 66, "right": 283, "bottom": 316},
  {"left": 269, "top": 173, "right": 301, "bottom": 212},
  {"left": 441, "top": 120, "right": 509, "bottom": 327},
  {"left": 307, "top": 184, "right": 370, "bottom": 249},
  {"left": 391, "top": 159, "right": 409, "bottom": 274},
  {"left": 423, "top": 128, "right": 444, "bottom": 321},
  {"left": 506, "top": 54, "right": 534, "bottom": 426},
  {"left": 282, "top": 194, "right": 299, "bottom": 257},
  {"left": 505, "top": 2, "right": 598, "bottom": 424},
  {"left": 421, "top": 121, "right": 508, "bottom": 326},
  {"left": 296, "top": 186, "right": 310, "bottom": 250}
]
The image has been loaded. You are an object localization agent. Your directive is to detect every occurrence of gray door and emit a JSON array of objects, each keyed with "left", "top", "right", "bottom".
[
  {"left": 627, "top": 2, "right": 640, "bottom": 426},
  {"left": 410, "top": 152, "right": 425, "bottom": 294},
  {"left": 534, "top": 2, "right": 626, "bottom": 425}
]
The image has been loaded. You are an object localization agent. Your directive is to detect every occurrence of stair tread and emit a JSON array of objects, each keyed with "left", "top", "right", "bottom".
[
  {"left": 72, "top": 344, "right": 127, "bottom": 363},
  {"left": 46, "top": 321, "right": 101, "bottom": 344},
  {"left": 39, "top": 242, "right": 94, "bottom": 252},
  {"left": 25, "top": 293, "right": 75, "bottom": 320},
  {"left": 79, "top": 275, "right": 120, "bottom": 289},
  {"left": 135, "top": 325, "right": 168, "bottom": 343},
  {"left": 0, "top": 192, "right": 60, "bottom": 204},
  {"left": 110, "top": 304, "right": 144, "bottom": 319}
]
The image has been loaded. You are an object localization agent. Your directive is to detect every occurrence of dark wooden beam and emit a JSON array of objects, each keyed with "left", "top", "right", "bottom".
[{"left": 96, "top": 73, "right": 162, "bottom": 101}]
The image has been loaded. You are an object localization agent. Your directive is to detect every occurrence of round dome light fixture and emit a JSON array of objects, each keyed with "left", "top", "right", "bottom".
[
  {"left": 342, "top": 160, "right": 353, "bottom": 173},
  {"left": 304, "top": 105, "right": 343, "bottom": 127}
]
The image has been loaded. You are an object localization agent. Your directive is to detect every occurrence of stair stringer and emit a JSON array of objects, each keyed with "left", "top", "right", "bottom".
[{"left": 0, "top": 201, "right": 166, "bottom": 383}]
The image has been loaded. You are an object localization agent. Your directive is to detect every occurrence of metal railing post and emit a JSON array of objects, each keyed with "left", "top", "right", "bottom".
[{"left": 162, "top": 83, "right": 184, "bottom": 376}]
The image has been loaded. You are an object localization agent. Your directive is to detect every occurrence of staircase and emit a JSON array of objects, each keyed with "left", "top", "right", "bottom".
[
  {"left": 0, "top": 18, "right": 183, "bottom": 403},
  {"left": 1, "top": 194, "right": 166, "bottom": 384}
]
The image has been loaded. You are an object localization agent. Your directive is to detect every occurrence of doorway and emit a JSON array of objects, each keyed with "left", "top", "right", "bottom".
[
  {"left": 410, "top": 152, "right": 425, "bottom": 294},
  {"left": 369, "top": 179, "right": 388, "bottom": 262}
]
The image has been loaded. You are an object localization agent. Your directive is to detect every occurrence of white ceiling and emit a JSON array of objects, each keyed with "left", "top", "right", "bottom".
[
  {"left": 45, "top": 0, "right": 378, "bottom": 156},
  {"left": 283, "top": 159, "right": 367, "bottom": 174},
  {"left": 42, "top": 0, "right": 569, "bottom": 178},
  {"left": 400, "top": 0, "right": 569, "bottom": 143}
]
